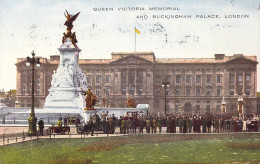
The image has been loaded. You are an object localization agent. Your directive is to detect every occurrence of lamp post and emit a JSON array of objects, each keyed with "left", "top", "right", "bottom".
[
  {"left": 162, "top": 79, "right": 170, "bottom": 114},
  {"left": 26, "top": 50, "right": 40, "bottom": 136}
]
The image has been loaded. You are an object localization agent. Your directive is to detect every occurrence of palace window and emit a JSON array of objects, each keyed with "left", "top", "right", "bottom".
[
  {"left": 21, "top": 88, "right": 26, "bottom": 95},
  {"left": 87, "top": 76, "right": 91, "bottom": 83},
  {"left": 196, "top": 88, "right": 201, "bottom": 96},
  {"left": 105, "top": 76, "right": 110, "bottom": 83},
  {"left": 246, "top": 75, "right": 251, "bottom": 82},
  {"left": 166, "top": 75, "right": 171, "bottom": 82},
  {"left": 206, "top": 75, "right": 211, "bottom": 83},
  {"left": 206, "top": 87, "right": 211, "bottom": 96},
  {"left": 105, "top": 88, "right": 110, "bottom": 95},
  {"left": 166, "top": 101, "right": 170, "bottom": 113},
  {"left": 238, "top": 74, "right": 243, "bottom": 83},
  {"left": 121, "top": 76, "right": 126, "bottom": 83},
  {"left": 196, "top": 75, "right": 201, "bottom": 83},
  {"left": 96, "top": 88, "right": 100, "bottom": 96},
  {"left": 36, "top": 75, "right": 40, "bottom": 83},
  {"left": 166, "top": 87, "right": 170, "bottom": 95},
  {"left": 186, "top": 75, "right": 191, "bottom": 84},
  {"left": 22, "top": 75, "right": 27, "bottom": 83},
  {"left": 122, "top": 88, "right": 126, "bottom": 95},
  {"left": 217, "top": 75, "right": 221, "bottom": 83},
  {"left": 156, "top": 76, "right": 161, "bottom": 83},
  {"left": 206, "top": 105, "right": 211, "bottom": 112},
  {"left": 229, "top": 87, "right": 234, "bottom": 95},
  {"left": 245, "top": 88, "right": 250, "bottom": 96},
  {"left": 36, "top": 87, "right": 40, "bottom": 95},
  {"left": 186, "top": 88, "right": 190, "bottom": 96},
  {"left": 176, "top": 88, "right": 181, "bottom": 95},
  {"left": 229, "top": 74, "right": 234, "bottom": 83},
  {"left": 96, "top": 76, "right": 101, "bottom": 83},
  {"left": 129, "top": 76, "right": 135, "bottom": 84},
  {"left": 137, "top": 71, "right": 143, "bottom": 83},
  {"left": 138, "top": 87, "right": 143, "bottom": 94},
  {"left": 156, "top": 87, "right": 160, "bottom": 95},
  {"left": 237, "top": 87, "right": 243, "bottom": 95},
  {"left": 128, "top": 86, "right": 135, "bottom": 95},
  {"left": 195, "top": 105, "right": 200, "bottom": 112},
  {"left": 216, "top": 105, "right": 221, "bottom": 112},
  {"left": 217, "top": 88, "right": 221, "bottom": 96},
  {"left": 176, "top": 75, "right": 181, "bottom": 84}
]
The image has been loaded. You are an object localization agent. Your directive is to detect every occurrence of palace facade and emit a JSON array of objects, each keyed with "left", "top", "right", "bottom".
[{"left": 15, "top": 52, "right": 258, "bottom": 114}]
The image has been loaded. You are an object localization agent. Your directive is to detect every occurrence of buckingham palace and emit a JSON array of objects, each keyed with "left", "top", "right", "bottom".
[{"left": 15, "top": 52, "right": 258, "bottom": 114}]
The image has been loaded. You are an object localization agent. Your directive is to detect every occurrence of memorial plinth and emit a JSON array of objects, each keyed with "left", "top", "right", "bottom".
[{"left": 44, "top": 38, "right": 87, "bottom": 112}]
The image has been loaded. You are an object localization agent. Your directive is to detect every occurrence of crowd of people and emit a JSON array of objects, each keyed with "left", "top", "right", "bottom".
[
  {"left": 37, "top": 112, "right": 260, "bottom": 135},
  {"left": 115, "top": 112, "right": 260, "bottom": 134}
]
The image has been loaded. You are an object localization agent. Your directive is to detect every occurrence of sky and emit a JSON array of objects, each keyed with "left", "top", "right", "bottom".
[{"left": 0, "top": 0, "right": 259, "bottom": 91}]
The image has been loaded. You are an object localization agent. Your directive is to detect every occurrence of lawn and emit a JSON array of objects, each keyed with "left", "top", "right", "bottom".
[{"left": 0, "top": 134, "right": 260, "bottom": 164}]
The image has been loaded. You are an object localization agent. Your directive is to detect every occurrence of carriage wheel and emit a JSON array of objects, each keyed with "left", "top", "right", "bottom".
[
  {"left": 77, "top": 126, "right": 84, "bottom": 134},
  {"left": 47, "top": 128, "right": 51, "bottom": 135}
]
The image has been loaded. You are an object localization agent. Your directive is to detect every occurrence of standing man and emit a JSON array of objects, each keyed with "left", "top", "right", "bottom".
[
  {"left": 64, "top": 116, "right": 68, "bottom": 126},
  {"left": 139, "top": 117, "right": 144, "bottom": 134},
  {"left": 38, "top": 118, "right": 44, "bottom": 136},
  {"left": 158, "top": 116, "right": 163, "bottom": 133}
]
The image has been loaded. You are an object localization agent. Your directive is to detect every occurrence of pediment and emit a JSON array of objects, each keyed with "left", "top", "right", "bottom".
[
  {"left": 225, "top": 57, "right": 258, "bottom": 64},
  {"left": 110, "top": 55, "right": 154, "bottom": 65}
]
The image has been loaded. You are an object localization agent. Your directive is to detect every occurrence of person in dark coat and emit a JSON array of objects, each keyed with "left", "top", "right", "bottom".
[
  {"left": 202, "top": 117, "right": 207, "bottom": 133},
  {"left": 183, "top": 117, "right": 187, "bottom": 133},
  {"left": 38, "top": 118, "right": 44, "bottom": 136},
  {"left": 206, "top": 117, "right": 211, "bottom": 133},
  {"left": 64, "top": 116, "right": 68, "bottom": 126},
  {"left": 139, "top": 117, "right": 144, "bottom": 133}
]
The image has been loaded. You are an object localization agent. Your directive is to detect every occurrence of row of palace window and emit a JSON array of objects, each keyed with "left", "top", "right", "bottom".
[
  {"left": 164, "top": 104, "right": 223, "bottom": 113},
  {"left": 93, "top": 87, "right": 111, "bottom": 96},
  {"left": 83, "top": 74, "right": 251, "bottom": 86},
  {"left": 21, "top": 87, "right": 41, "bottom": 95},
  {"left": 86, "top": 75, "right": 111, "bottom": 84},
  {"left": 156, "top": 74, "right": 251, "bottom": 84},
  {"left": 156, "top": 87, "right": 251, "bottom": 96},
  {"left": 165, "top": 105, "right": 237, "bottom": 113},
  {"left": 92, "top": 86, "right": 251, "bottom": 96},
  {"left": 22, "top": 74, "right": 41, "bottom": 83},
  {"left": 155, "top": 75, "right": 223, "bottom": 84},
  {"left": 155, "top": 87, "right": 223, "bottom": 96},
  {"left": 229, "top": 87, "right": 251, "bottom": 96},
  {"left": 229, "top": 74, "right": 251, "bottom": 83},
  {"left": 121, "top": 86, "right": 143, "bottom": 95}
]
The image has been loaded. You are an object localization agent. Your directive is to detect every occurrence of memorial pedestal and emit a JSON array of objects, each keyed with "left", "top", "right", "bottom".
[
  {"left": 82, "top": 110, "right": 96, "bottom": 123},
  {"left": 44, "top": 38, "right": 87, "bottom": 112}
]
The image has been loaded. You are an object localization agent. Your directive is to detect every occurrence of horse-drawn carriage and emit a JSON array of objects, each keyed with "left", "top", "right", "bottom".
[
  {"left": 47, "top": 125, "right": 70, "bottom": 135},
  {"left": 247, "top": 120, "right": 258, "bottom": 132},
  {"left": 77, "top": 114, "right": 116, "bottom": 135}
]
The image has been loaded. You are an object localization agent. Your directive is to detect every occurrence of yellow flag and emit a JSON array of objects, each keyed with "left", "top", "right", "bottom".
[{"left": 135, "top": 27, "right": 140, "bottom": 34}]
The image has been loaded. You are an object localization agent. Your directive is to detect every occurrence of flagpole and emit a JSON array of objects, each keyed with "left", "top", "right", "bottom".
[{"left": 135, "top": 27, "right": 136, "bottom": 52}]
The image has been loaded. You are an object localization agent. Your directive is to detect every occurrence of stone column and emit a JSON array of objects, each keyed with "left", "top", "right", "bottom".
[
  {"left": 126, "top": 69, "right": 129, "bottom": 95},
  {"left": 234, "top": 71, "right": 237, "bottom": 95},
  {"left": 135, "top": 69, "right": 137, "bottom": 95},
  {"left": 242, "top": 70, "right": 245, "bottom": 95},
  {"left": 202, "top": 69, "right": 205, "bottom": 96},
  {"left": 143, "top": 69, "right": 147, "bottom": 95},
  {"left": 17, "top": 69, "right": 21, "bottom": 95},
  {"left": 118, "top": 69, "right": 121, "bottom": 95}
]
